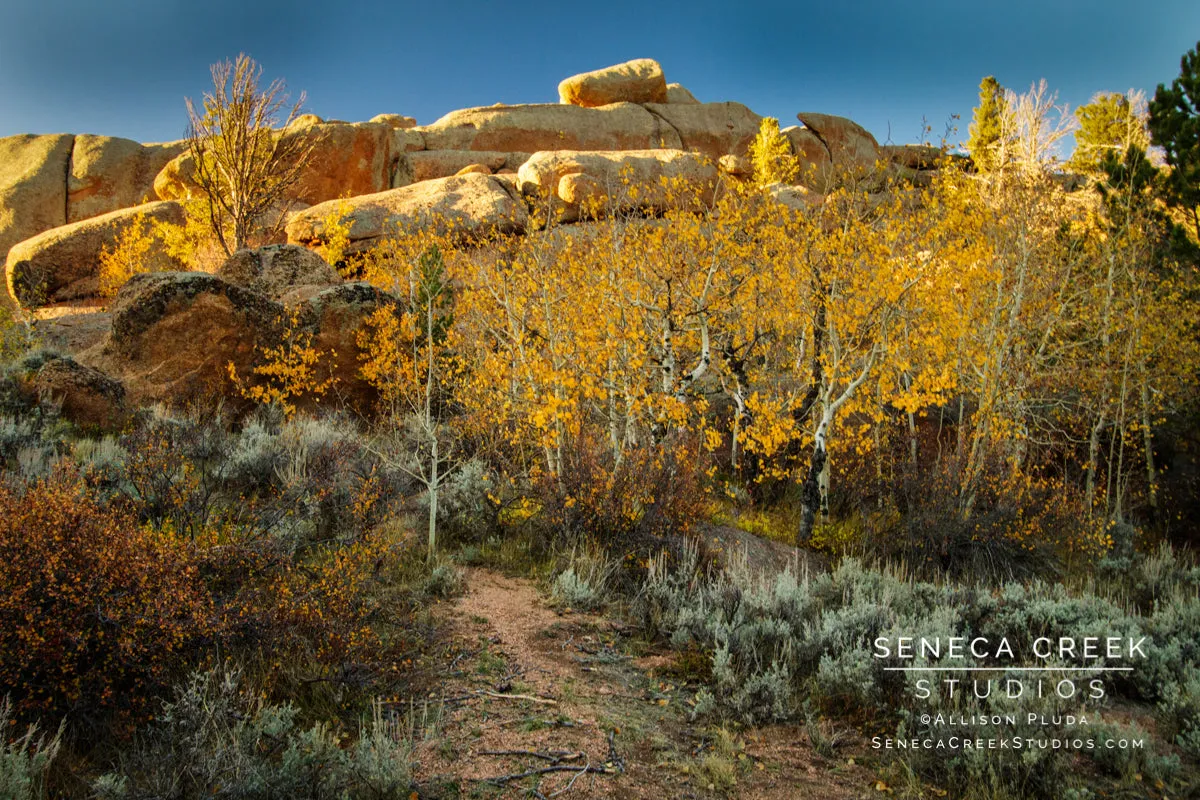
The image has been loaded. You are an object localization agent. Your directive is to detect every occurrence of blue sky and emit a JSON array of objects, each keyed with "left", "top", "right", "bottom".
[{"left": 1, "top": 0, "right": 1197, "bottom": 148}]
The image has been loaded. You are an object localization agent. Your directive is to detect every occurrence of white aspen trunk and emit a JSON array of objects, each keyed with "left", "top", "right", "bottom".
[
  {"left": 730, "top": 386, "right": 745, "bottom": 472},
  {"left": 675, "top": 314, "right": 710, "bottom": 402},
  {"left": 425, "top": 286, "right": 439, "bottom": 559},
  {"left": 1085, "top": 412, "right": 1105, "bottom": 516},
  {"left": 1141, "top": 378, "right": 1158, "bottom": 516},
  {"left": 818, "top": 443, "right": 831, "bottom": 523},
  {"left": 427, "top": 434, "right": 439, "bottom": 560},
  {"left": 907, "top": 410, "right": 919, "bottom": 465}
]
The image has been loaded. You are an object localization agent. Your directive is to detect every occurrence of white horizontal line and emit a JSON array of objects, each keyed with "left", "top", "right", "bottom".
[{"left": 883, "top": 667, "right": 1134, "bottom": 672}]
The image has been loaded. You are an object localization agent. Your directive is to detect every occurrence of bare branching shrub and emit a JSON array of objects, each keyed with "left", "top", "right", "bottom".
[
  {"left": 1000, "top": 79, "right": 1079, "bottom": 174},
  {"left": 186, "top": 54, "right": 313, "bottom": 255}
]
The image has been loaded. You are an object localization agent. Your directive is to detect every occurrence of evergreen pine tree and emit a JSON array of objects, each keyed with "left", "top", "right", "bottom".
[
  {"left": 1071, "top": 91, "right": 1150, "bottom": 174},
  {"left": 749, "top": 117, "right": 799, "bottom": 185},
  {"left": 1148, "top": 40, "right": 1200, "bottom": 238},
  {"left": 967, "top": 76, "right": 1007, "bottom": 173}
]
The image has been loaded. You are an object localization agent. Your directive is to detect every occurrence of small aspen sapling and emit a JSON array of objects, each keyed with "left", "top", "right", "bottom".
[
  {"left": 749, "top": 117, "right": 799, "bottom": 186},
  {"left": 98, "top": 214, "right": 158, "bottom": 298},
  {"left": 229, "top": 308, "right": 335, "bottom": 417}
]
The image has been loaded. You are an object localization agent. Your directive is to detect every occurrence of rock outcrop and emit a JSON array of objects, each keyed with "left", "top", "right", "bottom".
[
  {"left": 782, "top": 125, "right": 835, "bottom": 191},
  {"left": 719, "top": 154, "right": 753, "bottom": 177},
  {"left": 666, "top": 83, "right": 699, "bottom": 104},
  {"left": 409, "top": 150, "right": 530, "bottom": 182},
  {"left": 92, "top": 271, "right": 400, "bottom": 415},
  {"left": 370, "top": 113, "right": 417, "bottom": 130},
  {"left": 30, "top": 355, "right": 127, "bottom": 431},
  {"left": 216, "top": 244, "right": 340, "bottom": 299},
  {"left": 642, "top": 101, "right": 762, "bottom": 161},
  {"left": 151, "top": 151, "right": 197, "bottom": 202},
  {"left": 769, "top": 183, "right": 823, "bottom": 212},
  {"left": 284, "top": 119, "right": 413, "bottom": 203},
  {"left": 879, "top": 144, "right": 944, "bottom": 170},
  {"left": 101, "top": 272, "right": 285, "bottom": 408},
  {"left": 287, "top": 173, "right": 529, "bottom": 250},
  {"left": 6, "top": 200, "right": 185, "bottom": 307},
  {"left": 0, "top": 59, "right": 905, "bottom": 326},
  {"left": 153, "top": 120, "right": 411, "bottom": 206},
  {"left": 558, "top": 59, "right": 668, "bottom": 108},
  {"left": 517, "top": 149, "right": 717, "bottom": 220},
  {"left": 415, "top": 102, "right": 682, "bottom": 153},
  {"left": 0, "top": 134, "right": 75, "bottom": 295},
  {"left": 1, "top": 134, "right": 186, "bottom": 304},
  {"left": 795, "top": 113, "right": 879, "bottom": 172},
  {"left": 295, "top": 282, "right": 397, "bottom": 414},
  {"left": 68, "top": 136, "right": 185, "bottom": 223}
]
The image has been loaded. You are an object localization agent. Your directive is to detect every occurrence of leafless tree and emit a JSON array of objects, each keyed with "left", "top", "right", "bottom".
[
  {"left": 1000, "top": 80, "right": 1079, "bottom": 174},
  {"left": 186, "top": 54, "right": 312, "bottom": 255}
]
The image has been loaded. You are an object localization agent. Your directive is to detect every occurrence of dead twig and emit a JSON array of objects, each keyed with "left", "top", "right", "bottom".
[
  {"left": 480, "top": 749, "right": 582, "bottom": 763},
  {"left": 477, "top": 689, "right": 558, "bottom": 705},
  {"left": 483, "top": 762, "right": 618, "bottom": 787}
]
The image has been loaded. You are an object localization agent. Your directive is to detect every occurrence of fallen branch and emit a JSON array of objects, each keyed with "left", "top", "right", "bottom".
[
  {"left": 480, "top": 749, "right": 582, "bottom": 763},
  {"left": 478, "top": 740, "right": 622, "bottom": 796},
  {"left": 477, "top": 689, "right": 558, "bottom": 705},
  {"left": 483, "top": 762, "right": 617, "bottom": 787}
]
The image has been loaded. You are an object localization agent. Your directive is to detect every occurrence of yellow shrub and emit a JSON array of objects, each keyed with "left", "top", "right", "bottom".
[
  {"left": 98, "top": 214, "right": 157, "bottom": 297},
  {"left": 229, "top": 309, "right": 335, "bottom": 417},
  {"left": 748, "top": 117, "right": 799, "bottom": 185},
  {"left": 151, "top": 196, "right": 225, "bottom": 272},
  {"left": 317, "top": 198, "right": 355, "bottom": 274}
]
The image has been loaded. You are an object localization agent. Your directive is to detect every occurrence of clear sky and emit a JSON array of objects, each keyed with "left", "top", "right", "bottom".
[{"left": 1, "top": 0, "right": 1197, "bottom": 148}]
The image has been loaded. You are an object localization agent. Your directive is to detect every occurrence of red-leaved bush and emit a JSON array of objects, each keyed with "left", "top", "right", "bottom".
[{"left": 0, "top": 469, "right": 213, "bottom": 721}]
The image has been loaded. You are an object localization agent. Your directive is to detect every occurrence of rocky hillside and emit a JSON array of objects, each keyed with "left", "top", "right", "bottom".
[{"left": 0, "top": 58, "right": 945, "bottom": 428}]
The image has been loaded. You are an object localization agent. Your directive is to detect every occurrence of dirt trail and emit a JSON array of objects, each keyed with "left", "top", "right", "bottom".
[{"left": 410, "top": 566, "right": 878, "bottom": 799}]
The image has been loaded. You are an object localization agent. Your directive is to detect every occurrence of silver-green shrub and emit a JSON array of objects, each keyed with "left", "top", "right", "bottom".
[
  {"left": 94, "top": 666, "right": 413, "bottom": 800},
  {"left": 0, "top": 699, "right": 61, "bottom": 800}
]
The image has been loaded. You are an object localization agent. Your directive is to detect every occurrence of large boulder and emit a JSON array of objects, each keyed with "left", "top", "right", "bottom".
[
  {"left": 641, "top": 101, "right": 763, "bottom": 161},
  {"left": 5, "top": 201, "right": 185, "bottom": 307},
  {"left": 370, "top": 113, "right": 417, "bottom": 130},
  {"left": 516, "top": 149, "right": 718, "bottom": 220},
  {"left": 392, "top": 127, "right": 426, "bottom": 153},
  {"left": 558, "top": 59, "right": 668, "bottom": 108},
  {"left": 769, "top": 183, "right": 823, "bottom": 212},
  {"left": 30, "top": 355, "right": 127, "bottom": 431},
  {"left": 68, "top": 136, "right": 186, "bottom": 223},
  {"left": 795, "top": 113, "right": 879, "bottom": 172},
  {"left": 879, "top": 144, "right": 944, "bottom": 171},
  {"left": 287, "top": 173, "right": 530, "bottom": 250},
  {"left": 665, "top": 83, "right": 699, "bottom": 104},
  {"left": 414, "top": 103, "right": 682, "bottom": 153},
  {"left": 100, "top": 271, "right": 284, "bottom": 408},
  {"left": 33, "top": 306, "right": 113, "bottom": 356},
  {"left": 153, "top": 120, "right": 412, "bottom": 206},
  {"left": 151, "top": 151, "right": 198, "bottom": 201},
  {"left": 409, "top": 150, "right": 530, "bottom": 182},
  {"left": 283, "top": 119, "right": 412, "bottom": 202},
  {"left": 294, "top": 282, "right": 398, "bottom": 415},
  {"left": 782, "top": 125, "right": 835, "bottom": 191},
  {"left": 217, "top": 244, "right": 340, "bottom": 299},
  {"left": 719, "top": 154, "right": 753, "bottom": 178},
  {"left": 98, "top": 271, "right": 402, "bottom": 415},
  {"left": 0, "top": 134, "right": 75, "bottom": 298}
]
